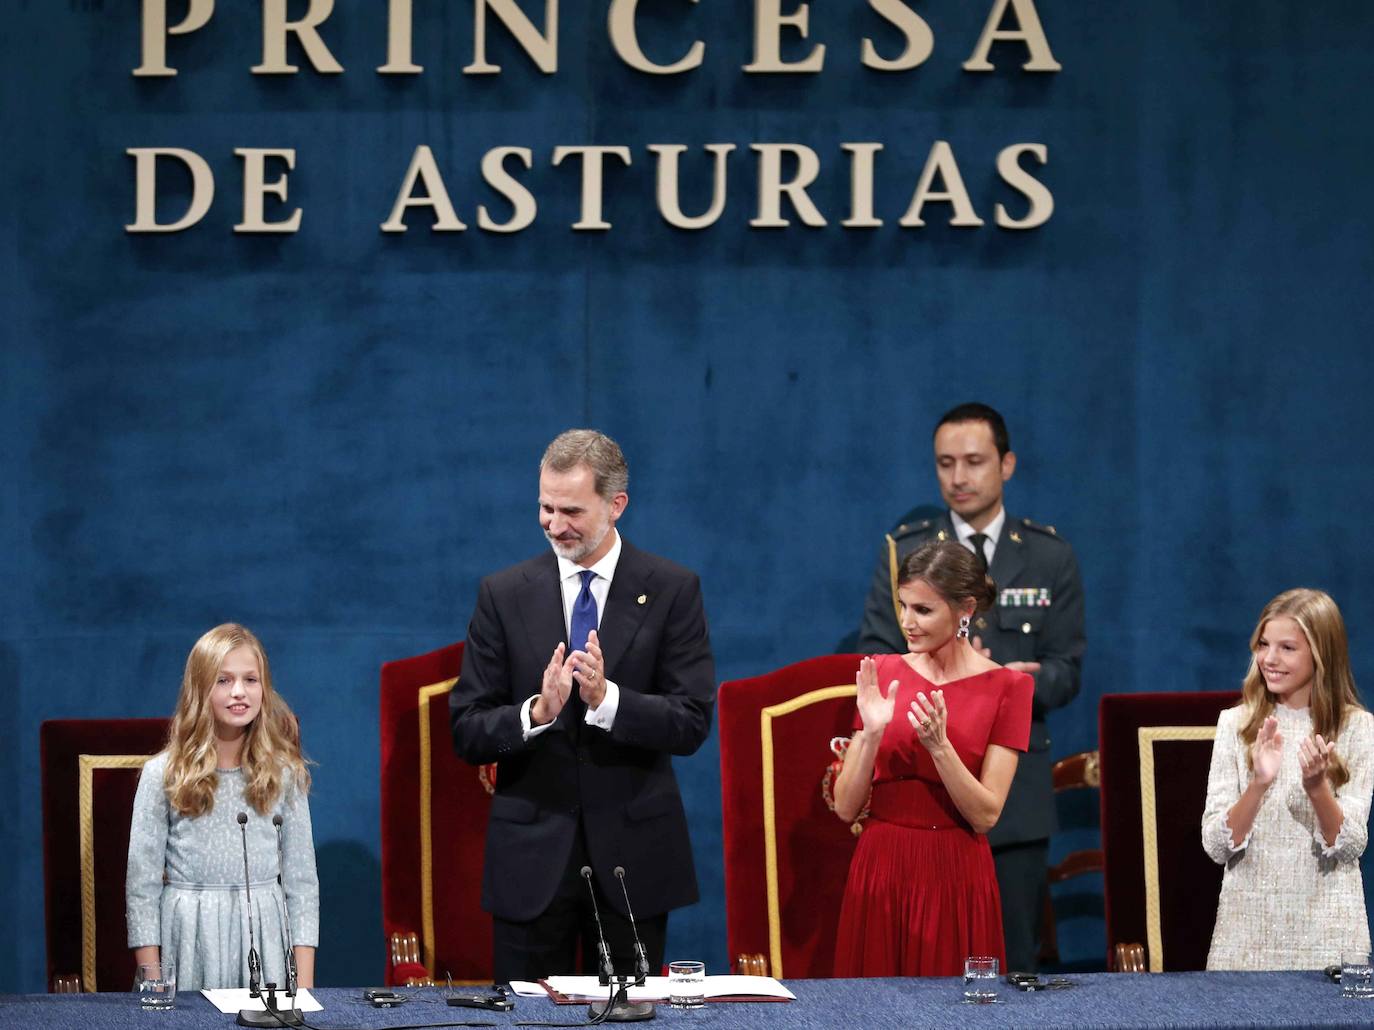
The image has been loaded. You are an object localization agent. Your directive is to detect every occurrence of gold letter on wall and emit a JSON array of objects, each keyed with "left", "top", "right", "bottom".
[
  {"left": 134, "top": 0, "right": 214, "bottom": 77},
  {"left": 381, "top": 146, "right": 468, "bottom": 232},
  {"left": 379, "top": 0, "right": 423, "bottom": 74},
  {"left": 609, "top": 0, "right": 704, "bottom": 75},
  {"left": 899, "top": 141, "right": 984, "bottom": 227},
  {"left": 478, "top": 147, "right": 538, "bottom": 232},
  {"left": 861, "top": 0, "right": 933, "bottom": 72},
  {"left": 750, "top": 144, "right": 827, "bottom": 227},
  {"left": 234, "top": 149, "right": 302, "bottom": 233},
  {"left": 651, "top": 144, "right": 735, "bottom": 230},
  {"left": 254, "top": 0, "right": 344, "bottom": 74},
  {"left": 963, "top": 0, "right": 1061, "bottom": 72},
  {"left": 465, "top": 0, "right": 559, "bottom": 75},
  {"left": 745, "top": 0, "right": 825, "bottom": 73},
  {"left": 995, "top": 143, "right": 1052, "bottom": 229},
  {"left": 125, "top": 148, "right": 215, "bottom": 232},
  {"left": 841, "top": 143, "right": 884, "bottom": 228},
  {"left": 552, "top": 146, "right": 633, "bottom": 230}
]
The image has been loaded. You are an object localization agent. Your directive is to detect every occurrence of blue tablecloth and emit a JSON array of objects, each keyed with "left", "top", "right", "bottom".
[{"left": 6, "top": 973, "right": 1374, "bottom": 1030}]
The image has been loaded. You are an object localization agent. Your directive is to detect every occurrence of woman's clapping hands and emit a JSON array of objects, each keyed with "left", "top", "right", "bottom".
[
  {"left": 856, "top": 656, "right": 897, "bottom": 734},
  {"left": 909, "top": 689, "right": 948, "bottom": 751}
]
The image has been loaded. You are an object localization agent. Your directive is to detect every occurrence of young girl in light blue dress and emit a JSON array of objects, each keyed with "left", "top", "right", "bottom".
[{"left": 126, "top": 623, "right": 319, "bottom": 991}]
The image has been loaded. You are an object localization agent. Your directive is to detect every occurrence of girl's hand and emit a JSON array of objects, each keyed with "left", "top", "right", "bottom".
[
  {"left": 855, "top": 657, "right": 897, "bottom": 734},
  {"left": 1251, "top": 716, "right": 1283, "bottom": 786},
  {"left": 1299, "top": 733, "right": 1336, "bottom": 794},
  {"left": 909, "top": 689, "right": 948, "bottom": 751}
]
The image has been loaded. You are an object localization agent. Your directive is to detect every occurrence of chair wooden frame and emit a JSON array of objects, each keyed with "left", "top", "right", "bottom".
[
  {"left": 1040, "top": 749, "right": 1104, "bottom": 967},
  {"left": 40, "top": 718, "right": 168, "bottom": 993},
  {"left": 379, "top": 641, "right": 494, "bottom": 985}
]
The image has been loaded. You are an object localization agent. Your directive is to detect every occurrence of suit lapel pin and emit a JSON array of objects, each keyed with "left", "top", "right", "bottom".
[
  {"left": 637, "top": 594, "right": 647, "bottom": 605},
  {"left": 1009, "top": 531, "right": 1022, "bottom": 543}
]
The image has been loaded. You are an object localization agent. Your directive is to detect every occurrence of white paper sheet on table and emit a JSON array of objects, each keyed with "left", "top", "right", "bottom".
[
  {"left": 540, "top": 974, "right": 794, "bottom": 1001},
  {"left": 202, "top": 988, "right": 323, "bottom": 1014}
]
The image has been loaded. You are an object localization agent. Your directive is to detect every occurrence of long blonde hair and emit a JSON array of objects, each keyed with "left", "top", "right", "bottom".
[
  {"left": 163, "top": 623, "right": 310, "bottom": 817},
  {"left": 1238, "top": 589, "right": 1362, "bottom": 788}
]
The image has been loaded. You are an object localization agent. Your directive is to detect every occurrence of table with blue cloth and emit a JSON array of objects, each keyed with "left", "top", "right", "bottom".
[{"left": 7, "top": 973, "right": 1374, "bottom": 1030}]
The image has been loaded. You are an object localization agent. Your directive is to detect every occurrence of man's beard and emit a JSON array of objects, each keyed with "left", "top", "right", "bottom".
[{"left": 547, "top": 520, "right": 610, "bottom": 563}]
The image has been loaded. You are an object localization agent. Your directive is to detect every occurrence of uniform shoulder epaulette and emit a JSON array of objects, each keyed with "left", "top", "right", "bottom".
[
  {"left": 1019, "top": 517, "right": 1063, "bottom": 539},
  {"left": 891, "top": 518, "right": 935, "bottom": 538}
]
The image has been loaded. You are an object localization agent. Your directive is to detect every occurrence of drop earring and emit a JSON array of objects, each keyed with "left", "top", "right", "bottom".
[{"left": 957, "top": 615, "right": 971, "bottom": 640}]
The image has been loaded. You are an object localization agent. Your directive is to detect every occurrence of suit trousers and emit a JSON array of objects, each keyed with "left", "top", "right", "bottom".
[
  {"left": 992, "top": 838, "right": 1049, "bottom": 975},
  {"left": 491, "top": 824, "right": 668, "bottom": 985}
]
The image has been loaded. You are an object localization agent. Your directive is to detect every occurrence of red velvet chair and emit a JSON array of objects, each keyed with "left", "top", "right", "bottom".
[
  {"left": 1099, "top": 691, "right": 1239, "bottom": 972},
  {"left": 719, "top": 654, "right": 866, "bottom": 979},
  {"left": 40, "top": 718, "right": 169, "bottom": 992},
  {"left": 379, "top": 641, "right": 495, "bottom": 985}
]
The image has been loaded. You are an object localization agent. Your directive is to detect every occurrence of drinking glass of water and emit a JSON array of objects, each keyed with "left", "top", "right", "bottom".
[
  {"left": 962, "top": 956, "right": 998, "bottom": 1004},
  {"left": 1342, "top": 952, "right": 1374, "bottom": 999},
  {"left": 668, "top": 960, "right": 706, "bottom": 1009},
  {"left": 136, "top": 961, "right": 176, "bottom": 1010}
]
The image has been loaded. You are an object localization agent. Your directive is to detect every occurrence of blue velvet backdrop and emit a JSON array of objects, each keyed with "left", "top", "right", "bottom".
[{"left": 5, "top": 0, "right": 1374, "bottom": 992}]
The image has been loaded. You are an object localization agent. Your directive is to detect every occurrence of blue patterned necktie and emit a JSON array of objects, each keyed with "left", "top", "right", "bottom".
[{"left": 570, "top": 569, "right": 598, "bottom": 653}]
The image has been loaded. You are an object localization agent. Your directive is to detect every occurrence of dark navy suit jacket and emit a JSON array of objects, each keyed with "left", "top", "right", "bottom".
[{"left": 450, "top": 538, "right": 716, "bottom": 922}]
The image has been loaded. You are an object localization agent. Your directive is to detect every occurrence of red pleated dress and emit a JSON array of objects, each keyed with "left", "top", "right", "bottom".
[{"left": 833, "top": 655, "right": 1033, "bottom": 977}]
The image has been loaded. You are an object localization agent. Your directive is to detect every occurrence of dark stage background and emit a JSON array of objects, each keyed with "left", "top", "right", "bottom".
[{"left": 5, "top": 0, "right": 1374, "bottom": 992}]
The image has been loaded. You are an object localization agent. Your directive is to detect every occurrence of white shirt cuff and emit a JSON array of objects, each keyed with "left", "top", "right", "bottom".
[
  {"left": 584, "top": 679, "right": 620, "bottom": 730},
  {"left": 521, "top": 695, "right": 556, "bottom": 740}
]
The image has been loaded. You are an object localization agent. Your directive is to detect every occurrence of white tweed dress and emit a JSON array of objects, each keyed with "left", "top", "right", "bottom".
[{"left": 1202, "top": 703, "right": 1373, "bottom": 970}]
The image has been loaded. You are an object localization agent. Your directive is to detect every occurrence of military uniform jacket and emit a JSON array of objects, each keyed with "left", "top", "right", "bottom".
[{"left": 857, "top": 510, "right": 1085, "bottom": 845}]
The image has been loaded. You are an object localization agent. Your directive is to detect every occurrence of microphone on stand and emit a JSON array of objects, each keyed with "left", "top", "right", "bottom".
[
  {"left": 235, "top": 813, "right": 296, "bottom": 1028},
  {"left": 237, "top": 813, "right": 262, "bottom": 997},
  {"left": 267, "top": 815, "right": 304, "bottom": 1027},
  {"left": 580, "top": 866, "right": 616, "bottom": 986},
  {"left": 272, "top": 815, "right": 299, "bottom": 1000},
  {"left": 579, "top": 865, "right": 654, "bottom": 1023},
  {"left": 612, "top": 867, "right": 650, "bottom": 987}
]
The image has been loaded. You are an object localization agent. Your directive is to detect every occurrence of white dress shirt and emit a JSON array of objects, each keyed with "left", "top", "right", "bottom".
[
  {"left": 521, "top": 530, "right": 623, "bottom": 738},
  {"left": 950, "top": 506, "right": 1006, "bottom": 568}
]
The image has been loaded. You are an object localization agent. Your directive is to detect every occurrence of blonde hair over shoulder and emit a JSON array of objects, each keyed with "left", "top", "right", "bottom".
[
  {"left": 1237, "top": 589, "right": 1363, "bottom": 789},
  {"left": 163, "top": 623, "right": 310, "bottom": 817}
]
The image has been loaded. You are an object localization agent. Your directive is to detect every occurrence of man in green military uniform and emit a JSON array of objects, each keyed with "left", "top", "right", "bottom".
[{"left": 857, "top": 402, "right": 1085, "bottom": 974}]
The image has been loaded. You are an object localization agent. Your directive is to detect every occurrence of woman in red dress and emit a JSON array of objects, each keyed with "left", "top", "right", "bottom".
[{"left": 833, "top": 540, "right": 1033, "bottom": 976}]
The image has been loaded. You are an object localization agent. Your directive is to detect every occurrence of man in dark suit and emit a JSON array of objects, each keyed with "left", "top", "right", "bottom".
[
  {"left": 858, "top": 403, "right": 1085, "bottom": 974},
  {"left": 451, "top": 429, "right": 715, "bottom": 984}
]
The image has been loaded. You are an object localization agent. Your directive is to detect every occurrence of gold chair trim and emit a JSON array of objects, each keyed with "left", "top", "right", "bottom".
[
  {"left": 79, "top": 753, "right": 156, "bottom": 993},
  {"left": 761, "top": 683, "right": 857, "bottom": 980},
  {"left": 885, "top": 534, "right": 901, "bottom": 628},
  {"left": 1137, "top": 725, "right": 1216, "bottom": 973},
  {"left": 417, "top": 678, "right": 458, "bottom": 979}
]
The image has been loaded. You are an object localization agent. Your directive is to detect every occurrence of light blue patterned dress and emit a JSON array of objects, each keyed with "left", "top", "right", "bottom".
[{"left": 126, "top": 752, "right": 320, "bottom": 991}]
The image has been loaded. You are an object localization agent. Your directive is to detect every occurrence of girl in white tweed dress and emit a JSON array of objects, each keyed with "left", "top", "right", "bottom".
[{"left": 1203, "top": 589, "right": 1373, "bottom": 970}]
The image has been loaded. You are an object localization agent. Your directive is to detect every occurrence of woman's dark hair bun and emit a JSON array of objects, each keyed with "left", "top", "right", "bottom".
[{"left": 897, "top": 540, "right": 998, "bottom": 613}]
